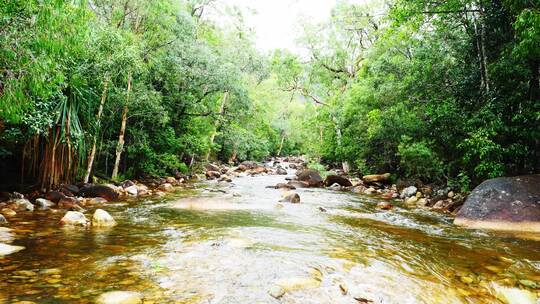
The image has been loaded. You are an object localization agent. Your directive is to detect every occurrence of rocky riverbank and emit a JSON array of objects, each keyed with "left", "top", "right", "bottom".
[{"left": 201, "top": 156, "right": 467, "bottom": 216}]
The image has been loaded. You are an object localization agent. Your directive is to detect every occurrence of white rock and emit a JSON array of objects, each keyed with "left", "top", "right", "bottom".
[
  {"left": 60, "top": 211, "right": 88, "bottom": 226},
  {"left": 92, "top": 209, "right": 117, "bottom": 227},
  {"left": 400, "top": 186, "right": 418, "bottom": 198},
  {"left": 492, "top": 283, "right": 538, "bottom": 304},
  {"left": 268, "top": 285, "right": 285, "bottom": 299},
  {"left": 125, "top": 185, "right": 138, "bottom": 196},
  {"left": 13, "top": 199, "right": 34, "bottom": 211},
  {"left": 0, "top": 243, "right": 25, "bottom": 256},
  {"left": 95, "top": 291, "right": 142, "bottom": 304},
  {"left": 0, "top": 214, "right": 7, "bottom": 224},
  {"left": 35, "top": 198, "right": 55, "bottom": 209}
]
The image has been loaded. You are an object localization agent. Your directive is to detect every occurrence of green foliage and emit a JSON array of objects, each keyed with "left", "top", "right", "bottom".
[
  {"left": 397, "top": 136, "right": 443, "bottom": 181},
  {"left": 0, "top": 0, "right": 289, "bottom": 184},
  {"left": 278, "top": 0, "right": 540, "bottom": 186}
]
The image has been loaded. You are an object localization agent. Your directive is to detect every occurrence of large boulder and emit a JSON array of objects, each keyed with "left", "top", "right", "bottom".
[
  {"left": 454, "top": 175, "right": 540, "bottom": 232},
  {"left": 296, "top": 169, "right": 323, "bottom": 187},
  {"left": 204, "top": 163, "right": 221, "bottom": 172},
  {"left": 240, "top": 161, "right": 258, "bottom": 170},
  {"left": 324, "top": 175, "right": 352, "bottom": 187},
  {"left": 362, "top": 173, "right": 391, "bottom": 184},
  {"left": 79, "top": 184, "right": 119, "bottom": 201}
]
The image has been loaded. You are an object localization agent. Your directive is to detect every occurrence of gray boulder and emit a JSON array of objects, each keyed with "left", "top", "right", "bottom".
[{"left": 454, "top": 175, "right": 540, "bottom": 232}]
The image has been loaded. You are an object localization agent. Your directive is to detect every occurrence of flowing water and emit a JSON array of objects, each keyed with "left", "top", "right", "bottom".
[{"left": 1, "top": 163, "right": 539, "bottom": 303}]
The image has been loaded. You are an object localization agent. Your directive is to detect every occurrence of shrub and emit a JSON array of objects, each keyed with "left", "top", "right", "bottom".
[{"left": 397, "top": 136, "right": 444, "bottom": 181}]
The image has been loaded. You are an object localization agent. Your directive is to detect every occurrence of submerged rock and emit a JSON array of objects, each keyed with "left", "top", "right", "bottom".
[
  {"left": 275, "top": 167, "right": 287, "bottom": 175},
  {"left": 95, "top": 291, "right": 142, "bottom": 304},
  {"left": 377, "top": 202, "right": 394, "bottom": 210},
  {"left": 0, "top": 243, "right": 24, "bottom": 256},
  {"left": 454, "top": 175, "right": 540, "bottom": 232},
  {"left": 287, "top": 181, "right": 310, "bottom": 188},
  {"left": 60, "top": 211, "right": 89, "bottom": 226},
  {"left": 92, "top": 209, "right": 117, "bottom": 227},
  {"left": 1, "top": 208, "right": 16, "bottom": 217},
  {"left": 266, "top": 183, "right": 296, "bottom": 190},
  {"left": 280, "top": 191, "right": 301, "bottom": 204}
]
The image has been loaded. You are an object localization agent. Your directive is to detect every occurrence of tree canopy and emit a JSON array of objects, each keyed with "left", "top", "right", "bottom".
[{"left": 0, "top": 0, "right": 538, "bottom": 191}]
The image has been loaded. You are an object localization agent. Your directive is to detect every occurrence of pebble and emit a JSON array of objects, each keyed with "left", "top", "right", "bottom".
[
  {"left": 40, "top": 268, "right": 62, "bottom": 275},
  {"left": 460, "top": 276, "right": 474, "bottom": 284},
  {"left": 95, "top": 291, "right": 142, "bottom": 304},
  {"left": 1, "top": 208, "right": 16, "bottom": 217},
  {"left": 268, "top": 285, "right": 285, "bottom": 299},
  {"left": 485, "top": 265, "right": 502, "bottom": 273}
]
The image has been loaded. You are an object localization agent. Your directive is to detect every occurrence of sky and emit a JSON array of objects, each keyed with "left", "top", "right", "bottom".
[{"left": 213, "top": 0, "right": 344, "bottom": 53}]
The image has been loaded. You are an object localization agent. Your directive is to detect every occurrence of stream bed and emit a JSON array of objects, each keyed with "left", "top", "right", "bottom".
[{"left": 0, "top": 165, "right": 539, "bottom": 303}]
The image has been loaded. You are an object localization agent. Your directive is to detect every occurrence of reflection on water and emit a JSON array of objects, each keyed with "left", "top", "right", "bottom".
[{"left": 0, "top": 166, "right": 539, "bottom": 303}]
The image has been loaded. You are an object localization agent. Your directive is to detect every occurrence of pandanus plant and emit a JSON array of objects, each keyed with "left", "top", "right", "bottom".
[{"left": 23, "top": 81, "right": 90, "bottom": 190}]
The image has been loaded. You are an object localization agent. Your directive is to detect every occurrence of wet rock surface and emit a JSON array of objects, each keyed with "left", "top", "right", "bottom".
[
  {"left": 324, "top": 175, "right": 353, "bottom": 187},
  {"left": 455, "top": 175, "right": 540, "bottom": 232},
  {"left": 296, "top": 169, "right": 324, "bottom": 187},
  {"left": 79, "top": 184, "right": 119, "bottom": 201}
]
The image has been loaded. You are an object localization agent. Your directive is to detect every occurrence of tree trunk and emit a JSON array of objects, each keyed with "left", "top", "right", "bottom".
[
  {"left": 205, "top": 92, "right": 228, "bottom": 161},
  {"left": 472, "top": 11, "right": 486, "bottom": 91},
  {"left": 277, "top": 131, "right": 286, "bottom": 156},
  {"left": 112, "top": 72, "right": 132, "bottom": 180},
  {"left": 84, "top": 79, "right": 109, "bottom": 183},
  {"left": 529, "top": 60, "right": 540, "bottom": 101},
  {"left": 477, "top": 1, "right": 490, "bottom": 93},
  {"left": 472, "top": 6, "right": 489, "bottom": 94}
]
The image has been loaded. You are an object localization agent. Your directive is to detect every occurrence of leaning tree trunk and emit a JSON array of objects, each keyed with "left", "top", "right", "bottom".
[
  {"left": 84, "top": 79, "right": 109, "bottom": 183},
  {"left": 277, "top": 131, "right": 286, "bottom": 156},
  {"left": 112, "top": 72, "right": 132, "bottom": 180},
  {"left": 205, "top": 92, "right": 228, "bottom": 161}
]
